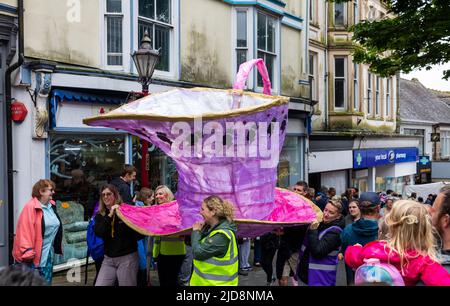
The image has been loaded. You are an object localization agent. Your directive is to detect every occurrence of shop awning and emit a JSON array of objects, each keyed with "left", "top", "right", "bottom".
[{"left": 50, "top": 89, "right": 127, "bottom": 129}]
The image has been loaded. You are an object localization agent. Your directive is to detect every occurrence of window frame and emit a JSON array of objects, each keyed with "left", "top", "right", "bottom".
[
  {"left": 386, "top": 78, "right": 391, "bottom": 118},
  {"left": 232, "top": 7, "right": 254, "bottom": 89},
  {"left": 334, "top": 1, "right": 346, "bottom": 27},
  {"left": 353, "top": 63, "right": 359, "bottom": 111},
  {"left": 255, "top": 10, "right": 280, "bottom": 94},
  {"left": 103, "top": 0, "right": 129, "bottom": 71},
  {"left": 309, "top": 0, "right": 317, "bottom": 24},
  {"left": 334, "top": 56, "right": 347, "bottom": 110},
  {"left": 353, "top": 0, "right": 358, "bottom": 25},
  {"left": 367, "top": 72, "right": 373, "bottom": 116},
  {"left": 375, "top": 76, "right": 380, "bottom": 116},
  {"left": 136, "top": 0, "right": 178, "bottom": 79},
  {"left": 309, "top": 51, "right": 318, "bottom": 102},
  {"left": 441, "top": 130, "right": 450, "bottom": 158},
  {"left": 235, "top": 9, "right": 249, "bottom": 73}
]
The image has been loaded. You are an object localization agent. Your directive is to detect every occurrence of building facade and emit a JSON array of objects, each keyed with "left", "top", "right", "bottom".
[
  {"left": 399, "top": 79, "right": 450, "bottom": 184},
  {"left": 0, "top": 0, "right": 18, "bottom": 268},
  {"left": 1, "top": 0, "right": 312, "bottom": 267},
  {"left": 307, "top": 0, "right": 418, "bottom": 195}
]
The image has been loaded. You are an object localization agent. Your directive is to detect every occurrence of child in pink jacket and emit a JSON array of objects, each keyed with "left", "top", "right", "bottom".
[{"left": 345, "top": 200, "right": 450, "bottom": 286}]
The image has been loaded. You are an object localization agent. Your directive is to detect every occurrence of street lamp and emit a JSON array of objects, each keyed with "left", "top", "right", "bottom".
[
  {"left": 132, "top": 31, "right": 160, "bottom": 187},
  {"left": 132, "top": 30, "right": 160, "bottom": 94}
]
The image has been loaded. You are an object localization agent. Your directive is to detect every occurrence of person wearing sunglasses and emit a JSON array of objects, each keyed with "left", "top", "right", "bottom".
[
  {"left": 12, "top": 179, "right": 63, "bottom": 285},
  {"left": 94, "top": 184, "right": 143, "bottom": 286}
]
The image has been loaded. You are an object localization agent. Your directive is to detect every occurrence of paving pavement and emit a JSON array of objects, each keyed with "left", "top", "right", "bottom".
[{"left": 52, "top": 250, "right": 348, "bottom": 286}]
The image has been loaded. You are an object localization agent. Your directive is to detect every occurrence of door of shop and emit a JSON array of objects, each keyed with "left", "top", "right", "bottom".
[{"left": 0, "top": 48, "right": 8, "bottom": 267}]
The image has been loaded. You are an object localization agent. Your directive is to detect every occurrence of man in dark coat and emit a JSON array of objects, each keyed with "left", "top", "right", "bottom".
[
  {"left": 110, "top": 164, "right": 136, "bottom": 205},
  {"left": 340, "top": 192, "right": 381, "bottom": 285}
]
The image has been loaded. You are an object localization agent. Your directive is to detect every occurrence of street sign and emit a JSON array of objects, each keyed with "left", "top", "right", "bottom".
[{"left": 431, "top": 133, "right": 440, "bottom": 142}]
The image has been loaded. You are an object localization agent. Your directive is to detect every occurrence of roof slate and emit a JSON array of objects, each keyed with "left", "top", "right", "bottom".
[{"left": 399, "top": 78, "right": 450, "bottom": 124}]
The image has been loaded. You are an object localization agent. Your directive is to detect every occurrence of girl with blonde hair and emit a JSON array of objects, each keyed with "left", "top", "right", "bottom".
[
  {"left": 152, "top": 185, "right": 186, "bottom": 286},
  {"left": 345, "top": 200, "right": 450, "bottom": 286},
  {"left": 154, "top": 185, "right": 174, "bottom": 204}
]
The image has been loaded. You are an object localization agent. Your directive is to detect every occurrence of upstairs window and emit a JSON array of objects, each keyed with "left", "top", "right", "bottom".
[
  {"left": 376, "top": 76, "right": 380, "bottom": 116},
  {"left": 236, "top": 10, "right": 248, "bottom": 72},
  {"left": 334, "top": 2, "right": 345, "bottom": 26},
  {"left": 334, "top": 57, "right": 346, "bottom": 109},
  {"left": 309, "top": 52, "right": 318, "bottom": 102},
  {"left": 367, "top": 73, "right": 373, "bottom": 115},
  {"left": 309, "top": 0, "right": 317, "bottom": 24},
  {"left": 386, "top": 78, "right": 391, "bottom": 118},
  {"left": 257, "top": 12, "right": 277, "bottom": 88},
  {"left": 353, "top": 0, "right": 358, "bottom": 25},
  {"left": 354, "top": 63, "right": 359, "bottom": 111},
  {"left": 138, "top": 0, "right": 172, "bottom": 72},
  {"left": 106, "top": 0, "right": 123, "bottom": 66}
]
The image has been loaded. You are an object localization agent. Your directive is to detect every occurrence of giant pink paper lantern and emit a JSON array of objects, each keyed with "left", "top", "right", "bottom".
[{"left": 83, "top": 59, "right": 321, "bottom": 237}]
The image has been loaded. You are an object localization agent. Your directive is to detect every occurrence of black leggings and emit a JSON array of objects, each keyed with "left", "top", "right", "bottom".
[
  {"left": 261, "top": 248, "right": 277, "bottom": 283},
  {"left": 157, "top": 254, "right": 185, "bottom": 286}
]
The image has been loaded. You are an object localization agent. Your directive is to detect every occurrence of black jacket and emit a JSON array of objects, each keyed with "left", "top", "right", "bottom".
[
  {"left": 42, "top": 204, "right": 63, "bottom": 255},
  {"left": 110, "top": 177, "right": 133, "bottom": 205},
  {"left": 94, "top": 211, "right": 143, "bottom": 258},
  {"left": 260, "top": 232, "right": 279, "bottom": 251},
  {"left": 298, "top": 217, "right": 345, "bottom": 284},
  {"left": 278, "top": 225, "right": 308, "bottom": 258}
]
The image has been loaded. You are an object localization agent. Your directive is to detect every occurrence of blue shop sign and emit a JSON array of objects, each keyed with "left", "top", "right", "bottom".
[{"left": 353, "top": 147, "right": 418, "bottom": 169}]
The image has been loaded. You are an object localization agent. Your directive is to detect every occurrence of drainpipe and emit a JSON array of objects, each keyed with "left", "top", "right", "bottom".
[
  {"left": 324, "top": 1, "right": 329, "bottom": 130},
  {"left": 5, "top": 0, "right": 24, "bottom": 265}
]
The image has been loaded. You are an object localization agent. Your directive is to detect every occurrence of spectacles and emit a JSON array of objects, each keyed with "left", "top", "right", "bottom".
[{"left": 102, "top": 192, "right": 113, "bottom": 197}]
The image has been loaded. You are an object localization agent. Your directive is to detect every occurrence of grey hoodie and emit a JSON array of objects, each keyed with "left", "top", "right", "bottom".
[{"left": 439, "top": 249, "right": 450, "bottom": 273}]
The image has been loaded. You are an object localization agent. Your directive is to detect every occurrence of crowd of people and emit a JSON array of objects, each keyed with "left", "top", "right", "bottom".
[
  {"left": 7, "top": 164, "right": 450, "bottom": 286},
  {"left": 259, "top": 181, "right": 450, "bottom": 286}
]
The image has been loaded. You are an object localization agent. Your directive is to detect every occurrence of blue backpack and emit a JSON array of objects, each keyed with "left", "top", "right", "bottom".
[{"left": 86, "top": 218, "right": 104, "bottom": 261}]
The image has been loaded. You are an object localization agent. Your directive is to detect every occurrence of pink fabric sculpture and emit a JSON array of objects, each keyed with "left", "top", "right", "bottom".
[{"left": 83, "top": 59, "right": 321, "bottom": 237}]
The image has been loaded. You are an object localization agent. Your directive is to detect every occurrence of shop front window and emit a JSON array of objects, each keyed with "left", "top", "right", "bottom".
[
  {"left": 378, "top": 176, "right": 412, "bottom": 196},
  {"left": 50, "top": 133, "right": 126, "bottom": 266},
  {"left": 277, "top": 136, "right": 303, "bottom": 188},
  {"left": 376, "top": 176, "right": 386, "bottom": 192},
  {"left": 352, "top": 169, "right": 368, "bottom": 193},
  {"left": 132, "top": 136, "right": 178, "bottom": 193},
  {"left": 352, "top": 178, "right": 367, "bottom": 193}
]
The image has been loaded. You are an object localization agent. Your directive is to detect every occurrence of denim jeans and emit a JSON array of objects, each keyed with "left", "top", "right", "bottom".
[{"left": 238, "top": 239, "right": 251, "bottom": 269}]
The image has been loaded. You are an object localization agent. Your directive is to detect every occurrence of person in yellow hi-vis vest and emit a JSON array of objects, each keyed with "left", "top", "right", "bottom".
[
  {"left": 152, "top": 185, "right": 186, "bottom": 286},
  {"left": 190, "top": 196, "right": 238, "bottom": 286}
]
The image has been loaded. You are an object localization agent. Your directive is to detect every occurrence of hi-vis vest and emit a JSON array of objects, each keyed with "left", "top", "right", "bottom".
[
  {"left": 190, "top": 229, "right": 238, "bottom": 286},
  {"left": 298, "top": 225, "right": 343, "bottom": 286},
  {"left": 152, "top": 236, "right": 186, "bottom": 257}
]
